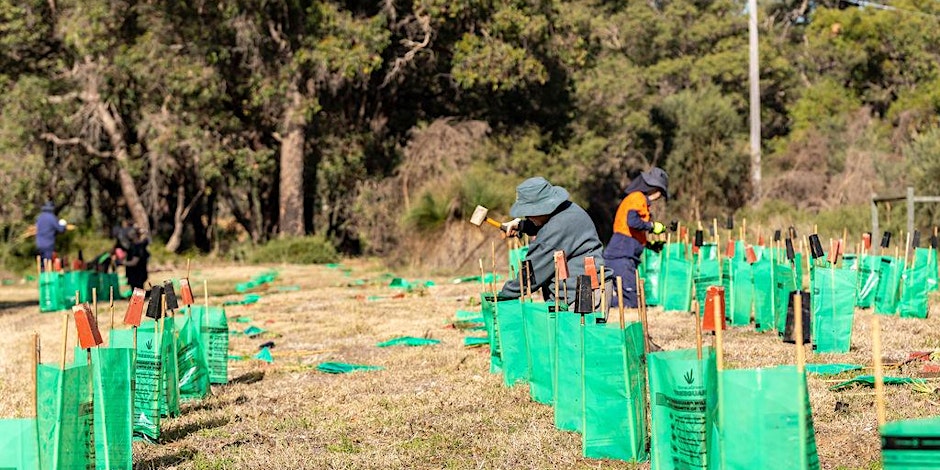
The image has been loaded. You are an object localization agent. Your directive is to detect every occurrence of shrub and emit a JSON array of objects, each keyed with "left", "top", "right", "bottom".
[{"left": 246, "top": 236, "right": 340, "bottom": 264}]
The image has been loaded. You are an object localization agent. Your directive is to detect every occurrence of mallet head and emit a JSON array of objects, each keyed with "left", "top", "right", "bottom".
[{"left": 469, "top": 205, "right": 489, "bottom": 227}]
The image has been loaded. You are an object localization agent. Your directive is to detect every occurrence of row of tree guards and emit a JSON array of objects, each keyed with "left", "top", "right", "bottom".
[
  {"left": 473, "top": 229, "right": 940, "bottom": 468},
  {"left": 37, "top": 255, "right": 124, "bottom": 312},
  {"left": 0, "top": 269, "right": 230, "bottom": 468}
]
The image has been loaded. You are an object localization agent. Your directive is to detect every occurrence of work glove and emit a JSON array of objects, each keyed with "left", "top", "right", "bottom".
[
  {"left": 651, "top": 221, "right": 666, "bottom": 234},
  {"left": 647, "top": 240, "right": 665, "bottom": 253},
  {"left": 501, "top": 218, "right": 523, "bottom": 238},
  {"left": 58, "top": 219, "right": 67, "bottom": 227}
]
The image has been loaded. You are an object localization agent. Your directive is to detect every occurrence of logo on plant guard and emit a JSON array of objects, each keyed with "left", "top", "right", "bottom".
[
  {"left": 146, "top": 339, "right": 153, "bottom": 350},
  {"left": 684, "top": 369, "right": 694, "bottom": 385}
]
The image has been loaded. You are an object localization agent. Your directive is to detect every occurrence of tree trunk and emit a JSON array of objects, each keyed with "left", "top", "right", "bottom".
[
  {"left": 278, "top": 77, "right": 306, "bottom": 237},
  {"left": 94, "top": 101, "right": 150, "bottom": 235},
  {"left": 165, "top": 185, "right": 186, "bottom": 253}
]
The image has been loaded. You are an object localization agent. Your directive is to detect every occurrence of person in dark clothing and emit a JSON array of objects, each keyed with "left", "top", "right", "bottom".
[
  {"left": 499, "top": 177, "right": 607, "bottom": 305},
  {"left": 124, "top": 228, "right": 150, "bottom": 290},
  {"left": 35, "top": 201, "right": 66, "bottom": 266},
  {"left": 604, "top": 167, "right": 669, "bottom": 308}
]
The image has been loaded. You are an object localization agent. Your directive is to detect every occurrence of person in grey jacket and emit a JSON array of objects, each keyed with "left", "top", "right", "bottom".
[
  {"left": 498, "top": 177, "right": 607, "bottom": 304},
  {"left": 35, "top": 201, "right": 66, "bottom": 265}
]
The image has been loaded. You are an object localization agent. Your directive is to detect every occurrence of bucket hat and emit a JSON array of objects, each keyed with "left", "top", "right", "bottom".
[
  {"left": 509, "top": 177, "right": 570, "bottom": 218},
  {"left": 640, "top": 167, "right": 669, "bottom": 200}
]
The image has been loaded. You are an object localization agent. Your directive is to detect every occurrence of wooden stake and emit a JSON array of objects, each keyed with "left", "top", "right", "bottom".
[
  {"left": 694, "top": 300, "right": 703, "bottom": 360},
  {"left": 872, "top": 314, "right": 886, "bottom": 427},
  {"left": 554, "top": 265, "right": 560, "bottom": 314},
  {"left": 794, "top": 292, "right": 805, "bottom": 372},
  {"left": 109, "top": 286, "right": 114, "bottom": 332},
  {"left": 712, "top": 218, "right": 719, "bottom": 244},
  {"left": 32, "top": 333, "right": 39, "bottom": 417},
  {"left": 904, "top": 231, "right": 911, "bottom": 268},
  {"left": 186, "top": 258, "right": 191, "bottom": 279},
  {"left": 36, "top": 255, "right": 41, "bottom": 277},
  {"left": 599, "top": 264, "right": 607, "bottom": 321},
  {"left": 714, "top": 293, "right": 724, "bottom": 371},
  {"left": 637, "top": 274, "right": 650, "bottom": 355},
  {"left": 92, "top": 288, "right": 98, "bottom": 322},
  {"left": 617, "top": 276, "right": 625, "bottom": 329}
]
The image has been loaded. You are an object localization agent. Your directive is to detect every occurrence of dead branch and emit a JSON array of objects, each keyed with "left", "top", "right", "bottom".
[
  {"left": 381, "top": 10, "right": 432, "bottom": 87},
  {"left": 40, "top": 133, "right": 111, "bottom": 158}
]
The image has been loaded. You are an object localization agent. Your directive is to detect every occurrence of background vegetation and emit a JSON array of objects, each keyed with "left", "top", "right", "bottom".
[{"left": 1, "top": 0, "right": 939, "bottom": 271}]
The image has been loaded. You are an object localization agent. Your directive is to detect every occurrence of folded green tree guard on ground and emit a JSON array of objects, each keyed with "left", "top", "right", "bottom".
[
  {"left": 718, "top": 366, "right": 820, "bottom": 470},
  {"left": 694, "top": 245, "right": 720, "bottom": 316},
  {"left": 376, "top": 336, "right": 441, "bottom": 347},
  {"left": 463, "top": 336, "right": 489, "bottom": 347},
  {"left": 828, "top": 375, "right": 926, "bottom": 391},
  {"left": 649, "top": 347, "right": 718, "bottom": 469},
  {"left": 721, "top": 257, "right": 754, "bottom": 326},
  {"left": 480, "top": 293, "right": 502, "bottom": 374},
  {"left": 110, "top": 325, "right": 164, "bottom": 442},
  {"left": 899, "top": 248, "right": 931, "bottom": 319},
  {"left": 582, "top": 321, "right": 648, "bottom": 461},
  {"left": 188, "top": 305, "right": 230, "bottom": 384},
  {"left": 642, "top": 249, "right": 663, "bottom": 306},
  {"left": 37, "top": 362, "right": 94, "bottom": 469},
  {"left": 522, "top": 302, "right": 555, "bottom": 404},
  {"left": 881, "top": 416, "right": 940, "bottom": 469},
  {"left": 0, "top": 418, "right": 39, "bottom": 469},
  {"left": 553, "top": 311, "right": 597, "bottom": 432},
  {"left": 316, "top": 362, "right": 384, "bottom": 374},
  {"left": 495, "top": 300, "right": 528, "bottom": 388},
  {"left": 811, "top": 266, "right": 857, "bottom": 353},
  {"left": 91, "top": 347, "right": 134, "bottom": 469},
  {"left": 875, "top": 256, "right": 903, "bottom": 315},
  {"left": 662, "top": 253, "right": 694, "bottom": 312},
  {"left": 805, "top": 363, "right": 864, "bottom": 375},
  {"left": 175, "top": 313, "right": 211, "bottom": 402}
]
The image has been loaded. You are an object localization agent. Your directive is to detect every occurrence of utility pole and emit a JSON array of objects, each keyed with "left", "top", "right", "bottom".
[{"left": 748, "top": 0, "right": 761, "bottom": 200}]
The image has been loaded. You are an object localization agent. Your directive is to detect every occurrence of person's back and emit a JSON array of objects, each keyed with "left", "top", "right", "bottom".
[
  {"left": 125, "top": 230, "right": 150, "bottom": 289},
  {"left": 35, "top": 201, "right": 65, "bottom": 262}
]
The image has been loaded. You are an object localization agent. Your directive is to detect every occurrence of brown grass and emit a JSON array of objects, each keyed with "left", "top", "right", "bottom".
[{"left": 0, "top": 260, "right": 938, "bottom": 469}]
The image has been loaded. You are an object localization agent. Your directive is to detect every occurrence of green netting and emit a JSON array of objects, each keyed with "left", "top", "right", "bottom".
[
  {"left": 805, "top": 363, "right": 864, "bottom": 375},
  {"left": 158, "top": 318, "right": 181, "bottom": 418},
  {"left": 881, "top": 416, "right": 940, "bottom": 469},
  {"left": 495, "top": 300, "right": 528, "bottom": 388},
  {"left": 455, "top": 310, "right": 482, "bottom": 321},
  {"left": 774, "top": 264, "right": 798, "bottom": 333},
  {"left": 553, "top": 311, "right": 597, "bottom": 432},
  {"left": 187, "top": 305, "right": 229, "bottom": 384},
  {"left": 928, "top": 249, "right": 939, "bottom": 293},
  {"left": 694, "top": 245, "right": 720, "bottom": 316},
  {"left": 662, "top": 255, "right": 694, "bottom": 312},
  {"left": 94, "top": 273, "right": 120, "bottom": 301},
  {"left": 721, "top": 258, "right": 753, "bottom": 326},
  {"left": 508, "top": 246, "right": 529, "bottom": 279},
  {"left": 62, "top": 271, "right": 93, "bottom": 305},
  {"left": 316, "top": 362, "right": 384, "bottom": 374},
  {"left": 845, "top": 254, "right": 880, "bottom": 308},
  {"left": 175, "top": 313, "right": 211, "bottom": 402},
  {"left": 899, "top": 248, "right": 931, "bottom": 319},
  {"left": 718, "top": 366, "right": 820, "bottom": 470},
  {"left": 481, "top": 293, "right": 502, "bottom": 374},
  {"left": 109, "top": 324, "right": 163, "bottom": 442},
  {"left": 463, "top": 336, "right": 489, "bottom": 347},
  {"left": 642, "top": 249, "right": 663, "bottom": 306},
  {"left": 39, "top": 271, "right": 66, "bottom": 313},
  {"left": 91, "top": 347, "right": 133, "bottom": 469},
  {"left": 0, "top": 418, "right": 39, "bottom": 469},
  {"left": 828, "top": 375, "right": 926, "bottom": 391},
  {"left": 37, "top": 363, "right": 94, "bottom": 470},
  {"left": 649, "top": 347, "right": 718, "bottom": 470},
  {"left": 752, "top": 256, "right": 776, "bottom": 332},
  {"left": 376, "top": 336, "right": 441, "bottom": 347},
  {"left": 582, "top": 321, "right": 648, "bottom": 461},
  {"left": 522, "top": 302, "right": 554, "bottom": 404},
  {"left": 811, "top": 267, "right": 857, "bottom": 354},
  {"left": 875, "top": 256, "right": 903, "bottom": 315}
]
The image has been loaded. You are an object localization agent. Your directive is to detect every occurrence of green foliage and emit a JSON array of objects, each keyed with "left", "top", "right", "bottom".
[
  {"left": 452, "top": 34, "right": 548, "bottom": 90},
  {"left": 246, "top": 236, "right": 339, "bottom": 265},
  {"left": 406, "top": 191, "right": 451, "bottom": 233}
]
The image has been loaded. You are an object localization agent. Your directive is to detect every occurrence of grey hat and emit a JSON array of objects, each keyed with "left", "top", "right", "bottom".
[
  {"left": 510, "top": 177, "right": 570, "bottom": 218},
  {"left": 640, "top": 167, "right": 669, "bottom": 200}
]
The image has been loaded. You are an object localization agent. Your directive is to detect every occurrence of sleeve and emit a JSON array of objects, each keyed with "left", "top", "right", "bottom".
[
  {"left": 55, "top": 223, "right": 66, "bottom": 234},
  {"left": 627, "top": 210, "right": 653, "bottom": 232}
]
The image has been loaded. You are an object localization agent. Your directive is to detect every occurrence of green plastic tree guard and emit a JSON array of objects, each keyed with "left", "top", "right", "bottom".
[
  {"left": 811, "top": 266, "right": 857, "bottom": 354},
  {"left": 881, "top": 416, "right": 940, "bottom": 469},
  {"left": 175, "top": 313, "right": 211, "bottom": 402},
  {"left": 495, "top": 300, "right": 529, "bottom": 388},
  {"left": 91, "top": 347, "right": 134, "bottom": 469},
  {"left": 522, "top": 302, "right": 555, "bottom": 404},
  {"left": 553, "top": 311, "right": 597, "bottom": 432},
  {"left": 480, "top": 293, "right": 503, "bottom": 374},
  {"left": 0, "top": 418, "right": 39, "bottom": 469},
  {"left": 875, "top": 257, "right": 903, "bottom": 315},
  {"left": 37, "top": 363, "right": 94, "bottom": 470},
  {"left": 899, "top": 248, "right": 930, "bottom": 319}
]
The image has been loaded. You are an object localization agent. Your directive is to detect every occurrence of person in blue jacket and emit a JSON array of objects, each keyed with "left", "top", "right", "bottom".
[
  {"left": 498, "top": 177, "right": 607, "bottom": 305},
  {"left": 35, "top": 201, "right": 66, "bottom": 266}
]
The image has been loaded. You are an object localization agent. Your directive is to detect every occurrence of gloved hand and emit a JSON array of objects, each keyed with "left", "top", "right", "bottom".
[
  {"left": 58, "top": 219, "right": 67, "bottom": 227},
  {"left": 651, "top": 221, "right": 666, "bottom": 234},
  {"left": 647, "top": 240, "right": 665, "bottom": 253},
  {"left": 501, "top": 218, "right": 523, "bottom": 238}
]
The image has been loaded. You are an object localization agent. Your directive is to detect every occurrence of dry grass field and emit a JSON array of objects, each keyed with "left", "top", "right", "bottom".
[{"left": 0, "top": 259, "right": 938, "bottom": 469}]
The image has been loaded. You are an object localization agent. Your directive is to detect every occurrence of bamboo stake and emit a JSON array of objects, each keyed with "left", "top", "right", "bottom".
[
  {"left": 32, "top": 333, "right": 39, "bottom": 417},
  {"left": 873, "top": 314, "right": 886, "bottom": 426},
  {"left": 714, "top": 293, "right": 724, "bottom": 371},
  {"left": 693, "top": 300, "right": 702, "bottom": 360},
  {"left": 599, "top": 264, "right": 607, "bottom": 321},
  {"left": 617, "top": 276, "right": 625, "bottom": 329},
  {"left": 554, "top": 264, "right": 560, "bottom": 314},
  {"left": 712, "top": 218, "right": 719, "bottom": 244},
  {"left": 109, "top": 286, "right": 114, "bottom": 332},
  {"left": 186, "top": 258, "right": 191, "bottom": 279},
  {"left": 637, "top": 273, "right": 650, "bottom": 355},
  {"left": 93, "top": 287, "right": 98, "bottom": 322},
  {"left": 36, "top": 255, "right": 41, "bottom": 277}
]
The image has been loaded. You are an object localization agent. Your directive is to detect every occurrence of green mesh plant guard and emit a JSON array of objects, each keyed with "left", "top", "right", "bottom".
[
  {"left": 899, "top": 248, "right": 931, "bottom": 319},
  {"left": 63, "top": 271, "right": 93, "bottom": 305},
  {"left": 91, "top": 347, "right": 133, "bottom": 469},
  {"left": 0, "top": 418, "right": 39, "bottom": 469},
  {"left": 642, "top": 249, "right": 663, "bottom": 306},
  {"left": 157, "top": 318, "right": 181, "bottom": 419},
  {"left": 508, "top": 246, "right": 529, "bottom": 279},
  {"left": 376, "top": 336, "right": 441, "bottom": 347},
  {"left": 316, "top": 362, "right": 384, "bottom": 374},
  {"left": 582, "top": 321, "right": 648, "bottom": 461},
  {"left": 187, "top": 305, "right": 229, "bottom": 384},
  {"left": 480, "top": 293, "right": 502, "bottom": 374},
  {"left": 774, "top": 262, "right": 799, "bottom": 333},
  {"left": 110, "top": 327, "right": 160, "bottom": 442},
  {"left": 522, "top": 302, "right": 554, "bottom": 404},
  {"left": 718, "top": 366, "right": 820, "bottom": 470},
  {"left": 37, "top": 362, "right": 94, "bottom": 469},
  {"left": 94, "top": 273, "right": 120, "bottom": 301},
  {"left": 694, "top": 245, "right": 720, "bottom": 316},
  {"left": 928, "top": 248, "right": 939, "bottom": 293},
  {"left": 495, "top": 300, "right": 528, "bottom": 388},
  {"left": 844, "top": 254, "right": 880, "bottom": 308},
  {"left": 721, "top": 257, "right": 754, "bottom": 326},
  {"left": 752, "top": 254, "right": 776, "bottom": 332},
  {"left": 175, "top": 313, "right": 211, "bottom": 402},
  {"left": 811, "top": 267, "right": 857, "bottom": 354},
  {"left": 875, "top": 256, "right": 903, "bottom": 315},
  {"left": 39, "top": 271, "right": 66, "bottom": 313},
  {"left": 828, "top": 375, "right": 926, "bottom": 391},
  {"left": 662, "top": 250, "right": 694, "bottom": 312},
  {"left": 881, "top": 416, "right": 940, "bottom": 469},
  {"left": 805, "top": 363, "right": 863, "bottom": 375},
  {"left": 553, "top": 311, "right": 597, "bottom": 432},
  {"left": 463, "top": 336, "right": 489, "bottom": 347},
  {"left": 648, "top": 347, "right": 718, "bottom": 470}
]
